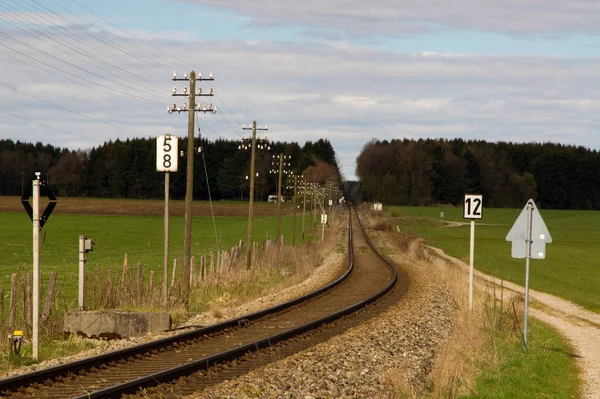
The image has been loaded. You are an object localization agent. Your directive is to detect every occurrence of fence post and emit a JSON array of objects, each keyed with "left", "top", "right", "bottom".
[
  {"left": 190, "top": 256, "right": 196, "bottom": 288},
  {"left": 42, "top": 271, "right": 56, "bottom": 323},
  {"left": 201, "top": 256, "right": 206, "bottom": 281},
  {"left": 171, "top": 259, "right": 177, "bottom": 288},
  {"left": 107, "top": 269, "right": 113, "bottom": 308},
  {"left": 25, "top": 272, "right": 32, "bottom": 332},
  {"left": 9, "top": 273, "right": 17, "bottom": 330},
  {"left": 149, "top": 270, "right": 155, "bottom": 305},
  {"left": 137, "top": 262, "right": 143, "bottom": 305},
  {"left": 122, "top": 254, "right": 128, "bottom": 285}
]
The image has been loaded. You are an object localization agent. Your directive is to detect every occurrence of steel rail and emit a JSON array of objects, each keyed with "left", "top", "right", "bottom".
[{"left": 74, "top": 208, "right": 397, "bottom": 399}]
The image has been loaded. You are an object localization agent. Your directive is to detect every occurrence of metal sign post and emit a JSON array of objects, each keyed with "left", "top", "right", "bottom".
[
  {"left": 78, "top": 235, "right": 86, "bottom": 310},
  {"left": 32, "top": 174, "right": 40, "bottom": 360},
  {"left": 463, "top": 194, "right": 483, "bottom": 311},
  {"left": 157, "top": 135, "right": 179, "bottom": 307},
  {"left": 523, "top": 202, "right": 533, "bottom": 349},
  {"left": 78, "top": 235, "right": 94, "bottom": 310},
  {"left": 506, "top": 199, "right": 552, "bottom": 349},
  {"left": 21, "top": 172, "right": 57, "bottom": 360}
]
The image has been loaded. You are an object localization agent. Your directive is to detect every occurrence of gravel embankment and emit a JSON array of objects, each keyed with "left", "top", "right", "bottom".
[{"left": 188, "top": 249, "right": 456, "bottom": 398}]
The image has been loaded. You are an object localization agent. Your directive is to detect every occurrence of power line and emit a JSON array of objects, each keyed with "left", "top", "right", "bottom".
[
  {"left": 0, "top": 81, "right": 149, "bottom": 137},
  {"left": 0, "top": 40, "right": 164, "bottom": 106},
  {"left": 0, "top": 29, "right": 166, "bottom": 103}
]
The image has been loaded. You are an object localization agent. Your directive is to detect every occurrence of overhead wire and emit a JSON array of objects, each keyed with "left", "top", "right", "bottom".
[
  {"left": 4, "top": 1, "right": 168, "bottom": 92},
  {"left": 0, "top": 108, "right": 102, "bottom": 142},
  {"left": 24, "top": 0, "right": 174, "bottom": 84},
  {"left": 0, "top": 36, "right": 165, "bottom": 106},
  {"left": 196, "top": 117, "right": 221, "bottom": 254},
  {"left": 0, "top": 0, "right": 252, "bottom": 150},
  {"left": 0, "top": 81, "right": 150, "bottom": 137}
]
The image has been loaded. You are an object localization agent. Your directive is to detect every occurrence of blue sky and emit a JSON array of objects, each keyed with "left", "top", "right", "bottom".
[{"left": 2, "top": 0, "right": 600, "bottom": 180}]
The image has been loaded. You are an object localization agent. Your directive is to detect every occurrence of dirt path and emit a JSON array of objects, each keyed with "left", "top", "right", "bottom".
[{"left": 429, "top": 246, "right": 600, "bottom": 399}]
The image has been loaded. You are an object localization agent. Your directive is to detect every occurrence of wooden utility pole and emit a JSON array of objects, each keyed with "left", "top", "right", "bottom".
[
  {"left": 182, "top": 71, "right": 196, "bottom": 297},
  {"left": 312, "top": 184, "right": 317, "bottom": 227},
  {"left": 276, "top": 154, "right": 284, "bottom": 240},
  {"left": 302, "top": 185, "right": 307, "bottom": 241},
  {"left": 170, "top": 70, "right": 216, "bottom": 303},
  {"left": 292, "top": 175, "right": 299, "bottom": 246},
  {"left": 243, "top": 121, "right": 268, "bottom": 268}
]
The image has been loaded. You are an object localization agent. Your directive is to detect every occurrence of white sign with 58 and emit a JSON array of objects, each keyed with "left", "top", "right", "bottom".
[{"left": 156, "top": 135, "right": 178, "bottom": 172}]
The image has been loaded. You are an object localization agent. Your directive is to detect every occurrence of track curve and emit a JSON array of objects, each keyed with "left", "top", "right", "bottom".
[{"left": 0, "top": 208, "right": 408, "bottom": 399}]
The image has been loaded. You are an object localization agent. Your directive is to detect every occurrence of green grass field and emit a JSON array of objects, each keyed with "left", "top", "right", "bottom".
[
  {"left": 387, "top": 205, "right": 600, "bottom": 313},
  {"left": 0, "top": 210, "right": 320, "bottom": 296},
  {"left": 462, "top": 318, "right": 580, "bottom": 399}
]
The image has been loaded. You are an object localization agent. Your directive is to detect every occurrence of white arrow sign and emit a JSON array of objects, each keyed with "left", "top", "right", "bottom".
[
  {"left": 506, "top": 199, "right": 552, "bottom": 259},
  {"left": 505, "top": 199, "right": 552, "bottom": 349}
]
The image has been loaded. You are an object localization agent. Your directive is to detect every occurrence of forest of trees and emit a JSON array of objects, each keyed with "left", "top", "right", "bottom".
[
  {"left": 0, "top": 137, "right": 341, "bottom": 201},
  {"left": 356, "top": 138, "right": 600, "bottom": 210}
]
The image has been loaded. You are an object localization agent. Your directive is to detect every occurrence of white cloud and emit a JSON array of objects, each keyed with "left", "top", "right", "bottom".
[
  {"left": 2, "top": 16, "right": 600, "bottom": 180},
  {"left": 180, "top": 0, "right": 600, "bottom": 36}
]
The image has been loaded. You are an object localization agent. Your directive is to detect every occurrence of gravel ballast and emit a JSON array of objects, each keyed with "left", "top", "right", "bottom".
[{"left": 188, "top": 250, "right": 456, "bottom": 398}]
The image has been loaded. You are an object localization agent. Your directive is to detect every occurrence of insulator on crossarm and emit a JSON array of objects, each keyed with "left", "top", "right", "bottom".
[
  {"left": 173, "top": 71, "right": 177, "bottom": 79},
  {"left": 184, "top": 72, "right": 188, "bottom": 79}
]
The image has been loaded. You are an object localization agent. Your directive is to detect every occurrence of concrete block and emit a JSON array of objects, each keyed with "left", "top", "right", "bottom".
[{"left": 64, "top": 310, "right": 171, "bottom": 339}]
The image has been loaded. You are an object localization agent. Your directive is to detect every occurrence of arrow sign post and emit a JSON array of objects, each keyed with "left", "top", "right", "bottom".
[{"left": 506, "top": 199, "right": 552, "bottom": 349}]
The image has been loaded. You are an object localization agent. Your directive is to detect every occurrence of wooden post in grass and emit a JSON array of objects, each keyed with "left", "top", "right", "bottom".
[
  {"left": 122, "top": 254, "right": 128, "bottom": 285},
  {"left": 210, "top": 252, "right": 215, "bottom": 279},
  {"left": 136, "top": 262, "right": 143, "bottom": 305},
  {"left": 25, "top": 272, "right": 32, "bottom": 331},
  {"left": 107, "top": 269, "right": 113, "bottom": 307},
  {"left": 171, "top": 259, "right": 177, "bottom": 288},
  {"left": 190, "top": 256, "right": 196, "bottom": 287},
  {"left": 201, "top": 256, "right": 206, "bottom": 281},
  {"left": 9, "top": 273, "right": 17, "bottom": 329},
  {"left": 42, "top": 271, "right": 56, "bottom": 323},
  {"left": 0, "top": 288, "right": 4, "bottom": 330},
  {"left": 149, "top": 271, "right": 155, "bottom": 303}
]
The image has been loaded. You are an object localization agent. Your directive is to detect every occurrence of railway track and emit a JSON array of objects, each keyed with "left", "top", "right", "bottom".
[{"left": 0, "top": 209, "right": 409, "bottom": 398}]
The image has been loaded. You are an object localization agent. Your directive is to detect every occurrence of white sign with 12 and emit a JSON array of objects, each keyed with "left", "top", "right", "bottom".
[
  {"left": 463, "top": 194, "right": 483, "bottom": 219},
  {"left": 156, "top": 135, "right": 179, "bottom": 172}
]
